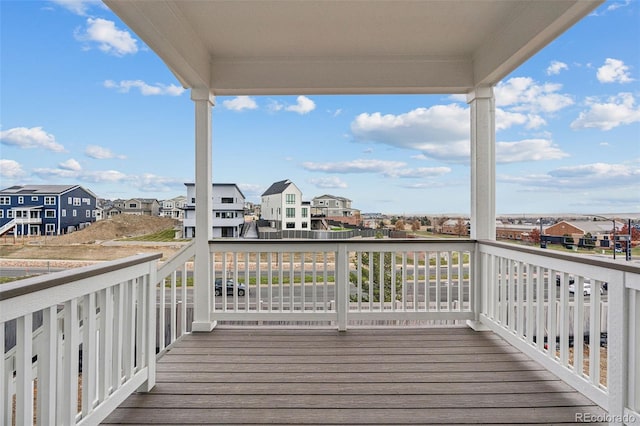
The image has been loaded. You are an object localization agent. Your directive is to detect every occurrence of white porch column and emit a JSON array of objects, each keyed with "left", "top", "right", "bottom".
[
  {"left": 191, "top": 88, "right": 216, "bottom": 332},
  {"left": 467, "top": 86, "right": 496, "bottom": 241}
]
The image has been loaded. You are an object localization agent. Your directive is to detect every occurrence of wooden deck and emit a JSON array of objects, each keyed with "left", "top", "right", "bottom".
[{"left": 103, "top": 327, "right": 607, "bottom": 425}]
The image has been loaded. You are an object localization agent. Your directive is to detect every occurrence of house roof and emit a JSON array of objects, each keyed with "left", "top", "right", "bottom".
[
  {"left": 184, "top": 182, "right": 246, "bottom": 199},
  {"left": 549, "top": 220, "right": 624, "bottom": 234},
  {"left": 104, "top": 0, "right": 601, "bottom": 96},
  {"left": 0, "top": 184, "right": 81, "bottom": 195},
  {"left": 314, "top": 194, "right": 352, "bottom": 202},
  {"left": 262, "top": 179, "right": 293, "bottom": 197}
]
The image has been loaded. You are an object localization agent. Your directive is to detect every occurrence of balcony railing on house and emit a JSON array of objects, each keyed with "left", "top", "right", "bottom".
[{"left": 1, "top": 239, "right": 639, "bottom": 425}]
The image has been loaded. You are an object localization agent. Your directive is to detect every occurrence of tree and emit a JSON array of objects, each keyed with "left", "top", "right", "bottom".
[
  {"left": 621, "top": 223, "right": 640, "bottom": 242},
  {"left": 350, "top": 252, "right": 402, "bottom": 302},
  {"left": 394, "top": 219, "right": 406, "bottom": 231},
  {"left": 411, "top": 220, "right": 421, "bottom": 231},
  {"left": 529, "top": 228, "right": 540, "bottom": 244},
  {"left": 454, "top": 218, "right": 467, "bottom": 236}
]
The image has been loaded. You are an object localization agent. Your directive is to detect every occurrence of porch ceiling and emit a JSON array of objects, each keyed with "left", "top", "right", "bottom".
[{"left": 104, "top": 0, "right": 602, "bottom": 95}]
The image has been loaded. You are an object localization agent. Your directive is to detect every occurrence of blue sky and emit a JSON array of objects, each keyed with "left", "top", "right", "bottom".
[{"left": 1, "top": 0, "right": 639, "bottom": 215}]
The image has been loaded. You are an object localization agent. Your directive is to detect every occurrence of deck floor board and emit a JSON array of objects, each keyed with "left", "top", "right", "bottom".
[{"left": 103, "top": 327, "right": 607, "bottom": 425}]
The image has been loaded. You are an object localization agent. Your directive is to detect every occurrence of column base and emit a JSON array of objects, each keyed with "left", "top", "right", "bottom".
[{"left": 191, "top": 320, "right": 217, "bottom": 332}]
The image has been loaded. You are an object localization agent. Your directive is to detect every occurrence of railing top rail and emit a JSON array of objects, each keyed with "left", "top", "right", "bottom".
[
  {"left": 209, "top": 238, "right": 474, "bottom": 245},
  {"left": 0, "top": 252, "right": 162, "bottom": 301},
  {"left": 479, "top": 239, "right": 640, "bottom": 274}
]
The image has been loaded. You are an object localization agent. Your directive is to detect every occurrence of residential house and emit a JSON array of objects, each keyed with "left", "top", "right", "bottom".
[
  {"left": 160, "top": 196, "right": 187, "bottom": 220},
  {"left": 0, "top": 184, "right": 97, "bottom": 236},
  {"left": 311, "top": 194, "right": 361, "bottom": 226},
  {"left": 120, "top": 198, "right": 160, "bottom": 216},
  {"left": 183, "top": 183, "right": 245, "bottom": 238},
  {"left": 261, "top": 179, "right": 310, "bottom": 231}
]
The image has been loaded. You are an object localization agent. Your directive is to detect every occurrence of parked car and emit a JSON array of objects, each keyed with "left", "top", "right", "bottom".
[
  {"left": 555, "top": 274, "right": 575, "bottom": 286},
  {"left": 568, "top": 280, "right": 603, "bottom": 296},
  {"left": 215, "top": 278, "right": 246, "bottom": 296}
]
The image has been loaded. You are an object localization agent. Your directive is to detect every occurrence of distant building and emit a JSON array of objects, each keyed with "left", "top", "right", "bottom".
[
  {"left": 183, "top": 183, "right": 245, "bottom": 238},
  {"left": 261, "top": 179, "right": 310, "bottom": 231},
  {"left": 441, "top": 218, "right": 470, "bottom": 236},
  {"left": 311, "top": 194, "right": 361, "bottom": 226},
  {"left": 160, "top": 196, "right": 187, "bottom": 220},
  {"left": 0, "top": 184, "right": 97, "bottom": 236},
  {"left": 496, "top": 222, "right": 537, "bottom": 241},
  {"left": 545, "top": 220, "right": 623, "bottom": 248},
  {"left": 121, "top": 198, "right": 160, "bottom": 216}
]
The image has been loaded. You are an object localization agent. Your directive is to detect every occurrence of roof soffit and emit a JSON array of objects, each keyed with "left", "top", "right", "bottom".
[{"left": 105, "top": 0, "right": 603, "bottom": 95}]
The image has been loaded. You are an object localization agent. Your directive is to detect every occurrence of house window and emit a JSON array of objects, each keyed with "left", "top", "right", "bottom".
[
  {"left": 45, "top": 223, "right": 55, "bottom": 234},
  {"left": 8, "top": 210, "right": 14, "bottom": 218},
  {"left": 83, "top": 198, "right": 90, "bottom": 205},
  {"left": 286, "top": 222, "right": 295, "bottom": 229},
  {"left": 18, "top": 197, "right": 24, "bottom": 204},
  {"left": 45, "top": 210, "right": 56, "bottom": 218},
  {"left": 302, "top": 222, "right": 308, "bottom": 228},
  {"left": 221, "top": 197, "right": 234, "bottom": 204},
  {"left": 73, "top": 198, "right": 81, "bottom": 206},
  {"left": 286, "top": 194, "right": 295, "bottom": 204},
  {"left": 68, "top": 197, "right": 72, "bottom": 204},
  {"left": 31, "top": 196, "right": 38, "bottom": 201},
  {"left": 302, "top": 208, "right": 308, "bottom": 218},
  {"left": 44, "top": 197, "right": 55, "bottom": 205},
  {"left": 129, "top": 203, "right": 137, "bottom": 208},
  {"left": 86, "top": 210, "right": 91, "bottom": 218},
  {"left": 0, "top": 210, "right": 3, "bottom": 218},
  {"left": 73, "top": 210, "right": 77, "bottom": 217},
  {"left": 62, "top": 210, "right": 66, "bottom": 217},
  {"left": 286, "top": 208, "right": 295, "bottom": 218},
  {"left": 0, "top": 197, "right": 10, "bottom": 205}
]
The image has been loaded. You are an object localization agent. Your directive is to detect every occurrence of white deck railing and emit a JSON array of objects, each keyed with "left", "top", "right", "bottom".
[
  {"left": 477, "top": 240, "right": 640, "bottom": 424},
  {"left": 2, "top": 238, "right": 638, "bottom": 424},
  {"left": 209, "top": 240, "right": 476, "bottom": 329}
]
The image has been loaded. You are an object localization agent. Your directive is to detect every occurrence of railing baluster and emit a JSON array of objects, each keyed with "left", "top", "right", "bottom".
[
  {"left": 435, "top": 251, "right": 441, "bottom": 312},
  {"left": 159, "top": 274, "right": 166, "bottom": 352},
  {"left": 278, "top": 252, "right": 284, "bottom": 312},
  {"left": 170, "top": 271, "right": 177, "bottom": 344},
  {"left": 312, "top": 253, "right": 317, "bottom": 312},
  {"left": 256, "top": 253, "right": 262, "bottom": 313},
  {"left": 38, "top": 306, "right": 57, "bottom": 425},
  {"left": 82, "top": 292, "right": 97, "bottom": 415},
  {"left": 15, "top": 314, "right": 33, "bottom": 426},
  {"left": 301, "top": 252, "right": 306, "bottom": 312},
  {"left": 559, "top": 274, "right": 570, "bottom": 367},
  {"left": 99, "top": 287, "right": 114, "bottom": 402},
  {"left": 574, "top": 277, "right": 585, "bottom": 376},
  {"left": 60, "top": 298, "right": 79, "bottom": 425},
  {"left": 181, "top": 263, "right": 187, "bottom": 336},
  {"left": 368, "top": 251, "right": 374, "bottom": 312},
  {"left": 446, "top": 251, "right": 453, "bottom": 312},
  {"left": 589, "top": 278, "right": 601, "bottom": 386},
  {"left": 526, "top": 262, "right": 534, "bottom": 344}
]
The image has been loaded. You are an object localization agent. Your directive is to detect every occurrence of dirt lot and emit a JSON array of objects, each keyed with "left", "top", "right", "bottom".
[{"left": 0, "top": 215, "right": 184, "bottom": 263}]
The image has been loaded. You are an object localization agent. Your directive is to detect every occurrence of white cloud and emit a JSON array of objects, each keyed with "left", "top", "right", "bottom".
[
  {"left": 0, "top": 159, "right": 25, "bottom": 178},
  {"left": 597, "top": 58, "right": 634, "bottom": 83},
  {"left": 496, "top": 139, "right": 569, "bottom": 163},
  {"left": 302, "top": 159, "right": 450, "bottom": 179},
  {"left": 222, "top": 96, "right": 258, "bottom": 111},
  {"left": 267, "top": 100, "right": 284, "bottom": 113},
  {"left": 571, "top": 92, "right": 640, "bottom": 130},
  {"left": 546, "top": 61, "right": 569, "bottom": 75},
  {"left": 285, "top": 96, "right": 316, "bottom": 114},
  {"left": 495, "top": 108, "right": 528, "bottom": 131},
  {"left": 59, "top": 158, "right": 82, "bottom": 171},
  {"left": 500, "top": 162, "right": 640, "bottom": 190},
  {"left": 0, "top": 127, "right": 65, "bottom": 152},
  {"left": 50, "top": 0, "right": 98, "bottom": 16},
  {"left": 75, "top": 18, "right": 138, "bottom": 56},
  {"left": 308, "top": 177, "right": 348, "bottom": 189},
  {"left": 494, "top": 77, "right": 574, "bottom": 113},
  {"left": 350, "top": 104, "right": 470, "bottom": 162},
  {"left": 104, "top": 80, "right": 184, "bottom": 96},
  {"left": 85, "top": 145, "right": 126, "bottom": 159}
]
